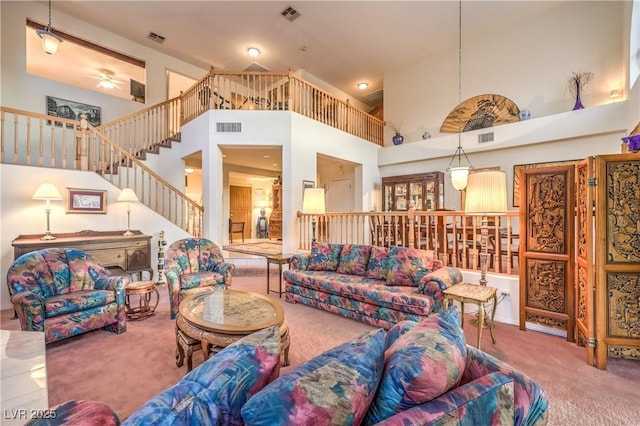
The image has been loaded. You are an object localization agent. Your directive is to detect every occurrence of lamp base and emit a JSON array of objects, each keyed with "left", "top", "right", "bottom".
[
  {"left": 40, "top": 233, "right": 56, "bottom": 240},
  {"left": 123, "top": 230, "right": 134, "bottom": 236}
]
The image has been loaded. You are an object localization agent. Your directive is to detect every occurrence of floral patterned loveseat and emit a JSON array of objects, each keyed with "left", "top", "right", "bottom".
[
  {"left": 283, "top": 243, "right": 463, "bottom": 329},
  {"left": 7, "top": 248, "right": 128, "bottom": 343}
]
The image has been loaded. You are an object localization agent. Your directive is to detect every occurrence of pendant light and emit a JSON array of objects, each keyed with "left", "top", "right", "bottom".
[
  {"left": 36, "top": 0, "right": 63, "bottom": 55},
  {"left": 446, "top": 0, "right": 472, "bottom": 191}
]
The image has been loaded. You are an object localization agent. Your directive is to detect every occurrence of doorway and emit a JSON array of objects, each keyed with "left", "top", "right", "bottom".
[{"left": 230, "top": 185, "right": 252, "bottom": 240}]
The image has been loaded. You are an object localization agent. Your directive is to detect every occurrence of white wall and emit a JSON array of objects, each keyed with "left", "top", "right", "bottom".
[
  {"left": 384, "top": 1, "right": 629, "bottom": 145},
  {"left": 0, "top": 164, "right": 192, "bottom": 311}
]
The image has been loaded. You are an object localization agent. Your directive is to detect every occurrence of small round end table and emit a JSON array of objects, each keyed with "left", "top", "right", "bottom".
[{"left": 125, "top": 280, "right": 159, "bottom": 320}]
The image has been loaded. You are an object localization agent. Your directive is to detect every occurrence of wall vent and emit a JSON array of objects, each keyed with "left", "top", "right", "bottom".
[
  {"left": 147, "top": 32, "right": 166, "bottom": 43},
  {"left": 216, "top": 122, "right": 242, "bottom": 133},
  {"left": 478, "top": 132, "right": 494, "bottom": 143}
]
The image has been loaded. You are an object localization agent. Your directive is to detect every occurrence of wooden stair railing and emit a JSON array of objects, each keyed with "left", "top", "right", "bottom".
[{"left": 0, "top": 107, "right": 202, "bottom": 236}]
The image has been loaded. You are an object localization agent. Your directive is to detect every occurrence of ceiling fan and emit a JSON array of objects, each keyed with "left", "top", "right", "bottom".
[{"left": 91, "top": 69, "right": 123, "bottom": 90}]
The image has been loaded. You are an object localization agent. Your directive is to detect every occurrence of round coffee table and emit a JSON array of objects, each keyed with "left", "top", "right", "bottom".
[{"left": 175, "top": 289, "right": 290, "bottom": 370}]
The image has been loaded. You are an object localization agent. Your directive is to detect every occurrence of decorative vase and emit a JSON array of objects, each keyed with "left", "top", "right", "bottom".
[
  {"left": 392, "top": 132, "right": 404, "bottom": 145},
  {"left": 572, "top": 81, "right": 584, "bottom": 110},
  {"left": 622, "top": 134, "right": 640, "bottom": 152}
]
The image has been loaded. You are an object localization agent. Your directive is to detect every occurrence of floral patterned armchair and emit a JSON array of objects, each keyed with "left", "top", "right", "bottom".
[
  {"left": 7, "top": 248, "right": 128, "bottom": 343},
  {"left": 164, "top": 238, "right": 236, "bottom": 319}
]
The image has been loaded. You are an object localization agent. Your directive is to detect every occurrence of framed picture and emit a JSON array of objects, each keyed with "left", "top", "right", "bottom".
[
  {"left": 46, "top": 96, "right": 101, "bottom": 128},
  {"left": 66, "top": 188, "right": 107, "bottom": 214},
  {"left": 513, "top": 160, "right": 580, "bottom": 207},
  {"left": 302, "top": 180, "right": 315, "bottom": 196},
  {"left": 130, "top": 79, "right": 146, "bottom": 104}
]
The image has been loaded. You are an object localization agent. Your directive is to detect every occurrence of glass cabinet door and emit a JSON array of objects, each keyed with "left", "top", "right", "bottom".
[
  {"left": 409, "top": 182, "right": 423, "bottom": 210},
  {"left": 384, "top": 184, "right": 393, "bottom": 211},
  {"left": 394, "top": 183, "right": 407, "bottom": 210}
]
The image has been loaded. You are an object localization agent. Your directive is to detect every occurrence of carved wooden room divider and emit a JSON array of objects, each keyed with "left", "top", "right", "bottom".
[
  {"left": 519, "top": 165, "right": 576, "bottom": 342},
  {"left": 585, "top": 154, "right": 639, "bottom": 369}
]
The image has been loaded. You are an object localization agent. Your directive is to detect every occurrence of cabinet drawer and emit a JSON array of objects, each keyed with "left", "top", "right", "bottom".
[
  {"left": 91, "top": 249, "right": 127, "bottom": 269},
  {"left": 126, "top": 247, "right": 150, "bottom": 270}
]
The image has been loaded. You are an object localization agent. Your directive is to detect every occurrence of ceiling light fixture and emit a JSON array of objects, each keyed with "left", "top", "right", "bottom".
[
  {"left": 247, "top": 47, "right": 260, "bottom": 58},
  {"left": 446, "top": 0, "right": 473, "bottom": 191},
  {"left": 358, "top": 82, "right": 368, "bottom": 90},
  {"left": 36, "top": 0, "right": 63, "bottom": 55}
]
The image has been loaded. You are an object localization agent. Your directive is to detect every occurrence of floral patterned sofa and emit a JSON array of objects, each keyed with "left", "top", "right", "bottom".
[
  {"left": 27, "top": 308, "right": 548, "bottom": 425},
  {"left": 283, "top": 243, "right": 463, "bottom": 329},
  {"left": 7, "top": 248, "right": 128, "bottom": 343}
]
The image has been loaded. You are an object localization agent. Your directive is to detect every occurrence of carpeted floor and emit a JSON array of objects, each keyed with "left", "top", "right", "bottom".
[
  {"left": 223, "top": 241, "right": 282, "bottom": 257},
  {"left": 1, "top": 270, "right": 639, "bottom": 424}
]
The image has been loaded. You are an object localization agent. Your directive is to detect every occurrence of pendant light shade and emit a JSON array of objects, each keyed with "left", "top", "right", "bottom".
[
  {"left": 36, "top": 0, "right": 62, "bottom": 55},
  {"left": 450, "top": 166, "right": 471, "bottom": 191}
]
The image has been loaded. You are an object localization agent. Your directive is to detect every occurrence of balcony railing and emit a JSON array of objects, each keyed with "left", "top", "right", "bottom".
[
  {"left": 181, "top": 70, "right": 384, "bottom": 145},
  {"left": 0, "top": 107, "right": 202, "bottom": 235},
  {"left": 297, "top": 210, "right": 520, "bottom": 276}
]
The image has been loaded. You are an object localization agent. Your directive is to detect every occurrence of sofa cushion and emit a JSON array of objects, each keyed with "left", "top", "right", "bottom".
[
  {"left": 336, "top": 244, "right": 372, "bottom": 276},
  {"left": 386, "top": 246, "right": 436, "bottom": 286},
  {"left": 384, "top": 320, "right": 418, "bottom": 350},
  {"left": 241, "top": 328, "right": 386, "bottom": 426},
  {"left": 44, "top": 290, "right": 116, "bottom": 318},
  {"left": 365, "top": 246, "right": 390, "bottom": 280},
  {"left": 124, "top": 325, "right": 281, "bottom": 426},
  {"left": 308, "top": 242, "right": 342, "bottom": 271},
  {"left": 180, "top": 271, "right": 225, "bottom": 289},
  {"left": 364, "top": 307, "right": 467, "bottom": 424}
]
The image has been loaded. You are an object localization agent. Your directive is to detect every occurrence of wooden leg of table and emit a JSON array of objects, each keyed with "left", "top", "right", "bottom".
[
  {"left": 176, "top": 332, "right": 184, "bottom": 367},
  {"left": 489, "top": 295, "right": 497, "bottom": 344},
  {"left": 477, "top": 302, "right": 484, "bottom": 350},
  {"left": 202, "top": 339, "right": 210, "bottom": 360},
  {"left": 266, "top": 262, "right": 271, "bottom": 294},
  {"left": 278, "top": 263, "right": 283, "bottom": 297},
  {"left": 460, "top": 301, "right": 465, "bottom": 328}
]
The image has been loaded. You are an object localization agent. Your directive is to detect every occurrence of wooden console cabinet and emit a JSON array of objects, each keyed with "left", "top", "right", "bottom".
[{"left": 12, "top": 230, "right": 153, "bottom": 280}]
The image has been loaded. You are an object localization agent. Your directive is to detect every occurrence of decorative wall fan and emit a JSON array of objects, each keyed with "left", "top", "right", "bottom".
[
  {"left": 91, "top": 69, "right": 123, "bottom": 90},
  {"left": 440, "top": 94, "right": 520, "bottom": 133}
]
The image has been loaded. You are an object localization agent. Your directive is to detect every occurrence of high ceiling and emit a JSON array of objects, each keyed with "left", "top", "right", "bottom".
[{"left": 48, "top": 0, "right": 567, "bottom": 109}]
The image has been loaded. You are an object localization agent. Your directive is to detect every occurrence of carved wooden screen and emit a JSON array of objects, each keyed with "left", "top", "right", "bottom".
[
  {"left": 575, "top": 158, "right": 595, "bottom": 365},
  {"left": 593, "top": 154, "right": 640, "bottom": 369},
  {"left": 519, "top": 165, "right": 575, "bottom": 341}
]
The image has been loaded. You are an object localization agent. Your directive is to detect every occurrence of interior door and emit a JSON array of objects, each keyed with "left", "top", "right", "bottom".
[
  {"left": 519, "top": 165, "right": 575, "bottom": 342},
  {"left": 575, "top": 158, "right": 596, "bottom": 365},
  {"left": 230, "top": 185, "right": 252, "bottom": 239}
]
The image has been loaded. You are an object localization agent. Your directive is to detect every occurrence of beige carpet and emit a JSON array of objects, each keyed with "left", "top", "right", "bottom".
[
  {"left": 223, "top": 241, "right": 282, "bottom": 257},
  {"left": 1, "top": 270, "right": 639, "bottom": 424}
]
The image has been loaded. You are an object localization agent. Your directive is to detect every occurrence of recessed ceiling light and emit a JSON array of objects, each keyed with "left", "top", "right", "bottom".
[
  {"left": 247, "top": 47, "right": 260, "bottom": 58},
  {"left": 222, "top": 154, "right": 227, "bottom": 157},
  {"left": 358, "top": 82, "right": 368, "bottom": 90},
  {"left": 272, "top": 163, "right": 278, "bottom": 167},
  {"left": 185, "top": 168, "right": 194, "bottom": 174},
  {"left": 263, "top": 155, "right": 270, "bottom": 158}
]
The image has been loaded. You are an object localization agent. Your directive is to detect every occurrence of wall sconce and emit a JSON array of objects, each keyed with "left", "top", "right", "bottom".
[
  {"left": 117, "top": 188, "right": 138, "bottom": 236},
  {"left": 302, "top": 188, "right": 326, "bottom": 243},
  {"left": 32, "top": 182, "right": 63, "bottom": 240},
  {"left": 36, "top": 0, "right": 63, "bottom": 55}
]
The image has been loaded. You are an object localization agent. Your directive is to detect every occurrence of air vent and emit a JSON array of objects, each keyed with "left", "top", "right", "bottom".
[
  {"left": 281, "top": 6, "right": 300, "bottom": 22},
  {"left": 216, "top": 122, "right": 242, "bottom": 133},
  {"left": 478, "top": 132, "right": 494, "bottom": 143},
  {"left": 147, "top": 32, "right": 166, "bottom": 43}
]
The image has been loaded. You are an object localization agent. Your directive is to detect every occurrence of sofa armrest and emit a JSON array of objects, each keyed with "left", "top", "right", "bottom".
[
  {"left": 214, "top": 262, "right": 236, "bottom": 284},
  {"left": 416, "top": 266, "right": 463, "bottom": 313},
  {"left": 374, "top": 372, "right": 515, "bottom": 425},
  {"left": 95, "top": 275, "right": 128, "bottom": 305},
  {"left": 11, "top": 292, "right": 45, "bottom": 332},
  {"left": 463, "top": 346, "right": 549, "bottom": 426},
  {"left": 289, "top": 254, "right": 311, "bottom": 271}
]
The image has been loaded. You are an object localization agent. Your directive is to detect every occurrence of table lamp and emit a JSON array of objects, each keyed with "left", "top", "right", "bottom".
[
  {"left": 117, "top": 188, "right": 138, "bottom": 236},
  {"left": 302, "top": 188, "right": 325, "bottom": 243},
  {"left": 32, "top": 182, "right": 63, "bottom": 240},
  {"left": 464, "top": 171, "right": 507, "bottom": 286}
]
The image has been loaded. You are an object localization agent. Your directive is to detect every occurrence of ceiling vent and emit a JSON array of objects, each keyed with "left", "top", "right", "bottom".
[
  {"left": 281, "top": 6, "right": 300, "bottom": 22},
  {"left": 147, "top": 32, "right": 166, "bottom": 43}
]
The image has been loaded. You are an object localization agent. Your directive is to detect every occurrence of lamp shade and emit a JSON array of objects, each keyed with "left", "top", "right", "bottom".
[
  {"left": 117, "top": 188, "right": 138, "bottom": 203},
  {"left": 464, "top": 171, "right": 507, "bottom": 214},
  {"left": 450, "top": 166, "right": 470, "bottom": 191},
  {"left": 32, "top": 183, "right": 63, "bottom": 200},
  {"left": 302, "top": 188, "right": 325, "bottom": 215}
]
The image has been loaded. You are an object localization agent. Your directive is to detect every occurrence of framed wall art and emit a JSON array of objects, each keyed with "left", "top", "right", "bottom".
[
  {"left": 66, "top": 188, "right": 107, "bottom": 214},
  {"left": 46, "top": 96, "right": 102, "bottom": 127},
  {"left": 513, "top": 159, "right": 580, "bottom": 207}
]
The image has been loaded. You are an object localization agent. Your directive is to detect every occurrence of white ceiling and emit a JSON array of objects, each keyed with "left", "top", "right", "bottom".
[{"left": 47, "top": 0, "right": 568, "bottom": 109}]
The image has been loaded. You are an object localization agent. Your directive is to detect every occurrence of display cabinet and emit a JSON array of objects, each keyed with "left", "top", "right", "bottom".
[
  {"left": 269, "top": 181, "right": 282, "bottom": 240},
  {"left": 382, "top": 172, "right": 444, "bottom": 211}
]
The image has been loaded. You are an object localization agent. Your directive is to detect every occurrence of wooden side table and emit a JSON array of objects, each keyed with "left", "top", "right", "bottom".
[
  {"left": 443, "top": 283, "right": 498, "bottom": 350},
  {"left": 125, "top": 280, "right": 159, "bottom": 320},
  {"left": 265, "top": 254, "right": 292, "bottom": 297}
]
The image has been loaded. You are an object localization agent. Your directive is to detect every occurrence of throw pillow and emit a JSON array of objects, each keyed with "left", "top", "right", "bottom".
[
  {"left": 365, "top": 246, "right": 390, "bottom": 280},
  {"left": 336, "top": 244, "right": 372, "bottom": 276},
  {"left": 241, "top": 328, "right": 386, "bottom": 426},
  {"left": 385, "top": 246, "right": 435, "bottom": 286},
  {"left": 384, "top": 320, "right": 418, "bottom": 350},
  {"left": 123, "top": 325, "right": 281, "bottom": 426},
  {"left": 308, "top": 242, "right": 342, "bottom": 271},
  {"left": 363, "top": 307, "right": 467, "bottom": 425}
]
